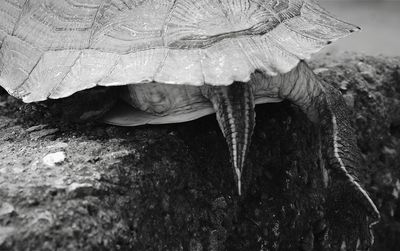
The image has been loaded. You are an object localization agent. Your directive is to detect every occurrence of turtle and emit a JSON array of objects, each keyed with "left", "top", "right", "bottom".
[{"left": 0, "top": 0, "right": 379, "bottom": 248}]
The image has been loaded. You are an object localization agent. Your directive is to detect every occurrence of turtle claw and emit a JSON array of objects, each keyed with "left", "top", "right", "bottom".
[
  {"left": 325, "top": 179, "right": 378, "bottom": 251},
  {"left": 326, "top": 212, "right": 374, "bottom": 251}
]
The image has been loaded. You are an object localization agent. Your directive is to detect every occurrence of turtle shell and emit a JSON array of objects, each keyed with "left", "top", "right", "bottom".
[{"left": 0, "top": 0, "right": 357, "bottom": 104}]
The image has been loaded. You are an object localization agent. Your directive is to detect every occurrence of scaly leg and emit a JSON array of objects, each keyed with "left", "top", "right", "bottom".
[
  {"left": 258, "top": 61, "right": 380, "bottom": 250},
  {"left": 201, "top": 82, "right": 255, "bottom": 195}
]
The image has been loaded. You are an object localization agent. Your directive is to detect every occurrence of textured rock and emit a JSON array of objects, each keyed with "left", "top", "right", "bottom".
[{"left": 0, "top": 55, "right": 399, "bottom": 250}]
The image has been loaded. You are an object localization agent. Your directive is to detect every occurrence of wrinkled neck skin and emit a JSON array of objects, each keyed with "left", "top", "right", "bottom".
[
  {"left": 251, "top": 61, "right": 323, "bottom": 123},
  {"left": 124, "top": 62, "right": 320, "bottom": 118}
]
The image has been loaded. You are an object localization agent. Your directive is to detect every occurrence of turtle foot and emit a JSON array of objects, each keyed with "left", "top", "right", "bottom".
[
  {"left": 318, "top": 82, "right": 380, "bottom": 220},
  {"left": 265, "top": 61, "right": 380, "bottom": 250},
  {"left": 324, "top": 178, "right": 378, "bottom": 251},
  {"left": 318, "top": 84, "right": 380, "bottom": 250}
]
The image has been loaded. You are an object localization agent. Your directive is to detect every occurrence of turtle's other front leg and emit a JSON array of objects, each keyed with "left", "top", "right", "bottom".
[{"left": 268, "top": 61, "right": 380, "bottom": 250}]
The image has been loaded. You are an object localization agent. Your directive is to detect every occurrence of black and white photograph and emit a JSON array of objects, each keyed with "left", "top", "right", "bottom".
[{"left": 0, "top": 0, "right": 399, "bottom": 250}]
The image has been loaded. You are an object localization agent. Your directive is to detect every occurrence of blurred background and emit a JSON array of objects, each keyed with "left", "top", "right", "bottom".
[{"left": 318, "top": 0, "right": 400, "bottom": 56}]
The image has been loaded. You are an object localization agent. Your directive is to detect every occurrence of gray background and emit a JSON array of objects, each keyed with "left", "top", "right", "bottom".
[{"left": 319, "top": 0, "right": 400, "bottom": 56}]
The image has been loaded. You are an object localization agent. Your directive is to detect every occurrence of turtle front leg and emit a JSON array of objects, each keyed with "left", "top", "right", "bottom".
[
  {"left": 271, "top": 61, "right": 380, "bottom": 250},
  {"left": 201, "top": 82, "right": 256, "bottom": 195}
]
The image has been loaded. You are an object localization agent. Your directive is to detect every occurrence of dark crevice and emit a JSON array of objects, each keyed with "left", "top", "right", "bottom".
[{"left": 390, "top": 123, "right": 400, "bottom": 138}]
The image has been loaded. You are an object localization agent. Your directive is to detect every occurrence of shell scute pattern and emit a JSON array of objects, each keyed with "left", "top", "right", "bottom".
[
  {"left": 270, "top": 0, "right": 289, "bottom": 12},
  {"left": 0, "top": 0, "right": 358, "bottom": 102}
]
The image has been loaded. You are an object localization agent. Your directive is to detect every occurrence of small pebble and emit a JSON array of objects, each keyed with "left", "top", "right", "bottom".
[
  {"left": 30, "top": 128, "right": 59, "bottom": 140},
  {"left": 67, "top": 182, "right": 93, "bottom": 192},
  {"left": 67, "top": 183, "right": 96, "bottom": 198},
  {"left": 26, "top": 124, "right": 48, "bottom": 132},
  {"left": 43, "top": 152, "right": 66, "bottom": 167},
  {"left": 0, "top": 202, "right": 15, "bottom": 217}
]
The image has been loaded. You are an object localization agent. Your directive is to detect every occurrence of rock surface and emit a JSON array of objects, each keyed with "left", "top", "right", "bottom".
[{"left": 0, "top": 55, "right": 399, "bottom": 250}]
